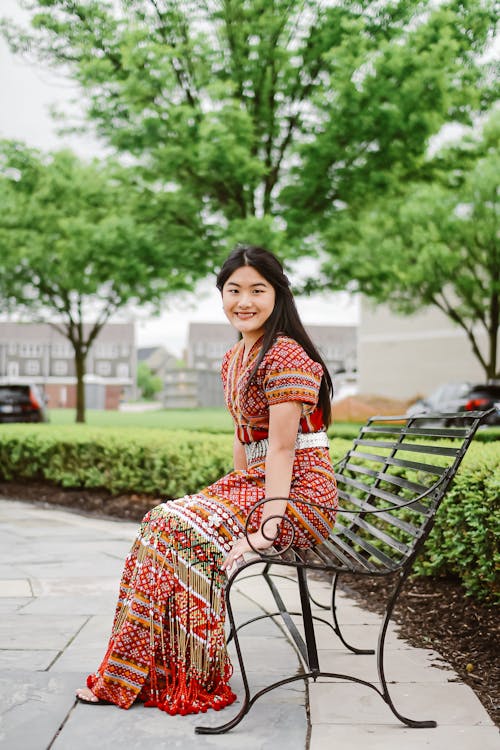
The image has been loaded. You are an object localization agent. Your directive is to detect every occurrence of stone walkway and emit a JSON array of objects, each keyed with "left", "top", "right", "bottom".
[{"left": 0, "top": 499, "right": 497, "bottom": 750}]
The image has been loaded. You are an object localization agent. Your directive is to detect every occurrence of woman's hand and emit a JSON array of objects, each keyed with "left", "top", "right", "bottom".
[{"left": 221, "top": 529, "right": 276, "bottom": 574}]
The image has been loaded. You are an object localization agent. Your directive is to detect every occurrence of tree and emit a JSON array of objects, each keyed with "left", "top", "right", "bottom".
[
  {"left": 313, "top": 113, "right": 500, "bottom": 380},
  {"left": 2, "top": 1, "right": 496, "bottom": 254},
  {"left": 0, "top": 142, "right": 212, "bottom": 421},
  {"left": 137, "top": 361, "right": 163, "bottom": 400}
]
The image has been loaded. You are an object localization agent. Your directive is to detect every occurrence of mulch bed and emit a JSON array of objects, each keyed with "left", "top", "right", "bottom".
[{"left": 1, "top": 479, "right": 498, "bottom": 727}]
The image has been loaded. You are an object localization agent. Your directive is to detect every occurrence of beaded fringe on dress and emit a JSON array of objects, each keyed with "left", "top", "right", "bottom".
[{"left": 87, "top": 504, "right": 236, "bottom": 715}]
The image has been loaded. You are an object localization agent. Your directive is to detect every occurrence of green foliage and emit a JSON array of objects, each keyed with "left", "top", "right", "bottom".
[
  {"left": 1, "top": 0, "right": 496, "bottom": 254},
  {"left": 0, "top": 143, "right": 212, "bottom": 421},
  {"left": 136, "top": 362, "right": 163, "bottom": 400},
  {"left": 316, "top": 110, "right": 500, "bottom": 379},
  {"left": 0, "top": 425, "right": 234, "bottom": 497},
  {"left": 413, "top": 445, "right": 500, "bottom": 602},
  {"left": 0, "top": 424, "right": 351, "bottom": 497},
  {"left": 48, "top": 407, "right": 236, "bottom": 432}
]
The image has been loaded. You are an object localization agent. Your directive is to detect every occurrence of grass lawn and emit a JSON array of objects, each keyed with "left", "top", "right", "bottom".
[{"left": 47, "top": 407, "right": 235, "bottom": 433}]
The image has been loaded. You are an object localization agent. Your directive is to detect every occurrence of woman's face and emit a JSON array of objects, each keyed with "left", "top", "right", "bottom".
[{"left": 222, "top": 265, "right": 276, "bottom": 346}]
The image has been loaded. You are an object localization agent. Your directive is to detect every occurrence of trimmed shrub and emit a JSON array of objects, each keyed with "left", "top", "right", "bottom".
[
  {"left": 412, "top": 444, "right": 500, "bottom": 602},
  {"left": 0, "top": 425, "right": 353, "bottom": 497},
  {"left": 0, "top": 425, "right": 234, "bottom": 497}
]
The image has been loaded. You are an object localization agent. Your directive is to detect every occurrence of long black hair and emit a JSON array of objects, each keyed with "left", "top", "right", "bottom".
[{"left": 216, "top": 245, "right": 333, "bottom": 428}]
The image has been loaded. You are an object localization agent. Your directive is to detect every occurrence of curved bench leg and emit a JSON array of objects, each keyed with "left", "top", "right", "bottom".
[
  {"left": 196, "top": 577, "right": 251, "bottom": 734},
  {"left": 331, "top": 573, "right": 374, "bottom": 655},
  {"left": 377, "top": 571, "right": 437, "bottom": 728}
]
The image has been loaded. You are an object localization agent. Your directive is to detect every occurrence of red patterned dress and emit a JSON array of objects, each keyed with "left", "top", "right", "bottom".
[{"left": 86, "top": 335, "right": 337, "bottom": 714}]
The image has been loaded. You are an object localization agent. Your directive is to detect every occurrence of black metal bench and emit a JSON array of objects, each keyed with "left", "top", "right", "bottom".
[{"left": 196, "top": 409, "right": 492, "bottom": 734}]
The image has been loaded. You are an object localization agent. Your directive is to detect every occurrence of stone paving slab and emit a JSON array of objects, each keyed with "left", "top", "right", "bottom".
[
  {"left": 313, "top": 648, "right": 457, "bottom": 684},
  {"left": 0, "top": 648, "right": 59, "bottom": 671},
  {"left": 309, "top": 724, "right": 500, "bottom": 750},
  {"left": 0, "top": 597, "right": 32, "bottom": 613},
  {"left": 51, "top": 686, "right": 306, "bottom": 750},
  {"left": 21, "top": 593, "right": 117, "bottom": 616},
  {"left": 29, "top": 575, "right": 120, "bottom": 598},
  {"left": 0, "top": 498, "right": 496, "bottom": 750},
  {"left": 0, "top": 613, "right": 88, "bottom": 650},
  {"left": 0, "top": 671, "right": 81, "bottom": 750},
  {"left": 308, "top": 680, "right": 494, "bottom": 726},
  {"left": 0, "top": 578, "right": 32, "bottom": 597}
]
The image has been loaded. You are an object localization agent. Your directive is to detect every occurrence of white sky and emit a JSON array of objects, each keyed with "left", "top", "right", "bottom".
[{"left": 0, "top": 0, "right": 359, "bottom": 356}]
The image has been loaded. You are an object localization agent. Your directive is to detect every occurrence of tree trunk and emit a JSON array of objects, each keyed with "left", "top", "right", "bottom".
[
  {"left": 488, "top": 291, "right": 499, "bottom": 380},
  {"left": 74, "top": 347, "right": 86, "bottom": 423}
]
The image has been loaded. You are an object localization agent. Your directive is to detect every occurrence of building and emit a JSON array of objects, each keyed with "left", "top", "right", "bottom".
[
  {"left": 163, "top": 322, "right": 357, "bottom": 408},
  {"left": 0, "top": 321, "right": 135, "bottom": 409},
  {"left": 163, "top": 369, "right": 226, "bottom": 409},
  {"left": 138, "top": 346, "right": 177, "bottom": 379},
  {"left": 358, "top": 299, "right": 494, "bottom": 400},
  {"left": 305, "top": 324, "right": 357, "bottom": 377},
  {"left": 186, "top": 323, "right": 239, "bottom": 371}
]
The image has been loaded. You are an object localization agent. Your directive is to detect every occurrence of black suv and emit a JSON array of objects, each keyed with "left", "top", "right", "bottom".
[
  {"left": 0, "top": 384, "right": 48, "bottom": 423},
  {"left": 407, "top": 382, "right": 500, "bottom": 426}
]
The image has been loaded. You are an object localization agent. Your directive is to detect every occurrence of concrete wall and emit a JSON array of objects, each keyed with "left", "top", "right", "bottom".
[{"left": 358, "top": 300, "right": 493, "bottom": 400}]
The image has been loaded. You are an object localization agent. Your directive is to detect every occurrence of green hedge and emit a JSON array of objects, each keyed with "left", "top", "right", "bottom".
[
  {"left": 0, "top": 425, "right": 235, "bottom": 497},
  {"left": 0, "top": 425, "right": 354, "bottom": 497},
  {"left": 0, "top": 425, "right": 497, "bottom": 601},
  {"left": 412, "top": 443, "right": 500, "bottom": 602}
]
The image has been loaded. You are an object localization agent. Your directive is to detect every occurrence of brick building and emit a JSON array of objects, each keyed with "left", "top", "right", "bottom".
[{"left": 0, "top": 321, "right": 135, "bottom": 410}]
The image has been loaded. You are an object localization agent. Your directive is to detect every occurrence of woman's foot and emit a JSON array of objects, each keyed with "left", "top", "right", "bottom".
[{"left": 75, "top": 687, "right": 102, "bottom": 704}]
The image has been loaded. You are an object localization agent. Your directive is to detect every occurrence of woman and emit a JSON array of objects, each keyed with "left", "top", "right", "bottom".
[{"left": 76, "top": 245, "right": 338, "bottom": 714}]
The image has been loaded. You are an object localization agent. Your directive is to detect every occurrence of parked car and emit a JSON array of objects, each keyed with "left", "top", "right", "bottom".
[
  {"left": 0, "top": 384, "right": 48, "bottom": 423},
  {"left": 407, "top": 382, "right": 500, "bottom": 426}
]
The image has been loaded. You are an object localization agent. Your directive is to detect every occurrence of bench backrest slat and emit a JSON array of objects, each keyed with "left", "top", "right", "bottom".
[
  {"left": 339, "top": 474, "right": 429, "bottom": 516},
  {"left": 314, "top": 411, "right": 489, "bottom": 574},
  {"left": 349, "top": 450, "right": 447, "bottom": 476},
  {"left": 318, "top": 534, "right": 376, "bottom": 571},
  {"left": 343, "top": 463, "right": 431, "bottom": 500},
  {"left": 353, "top": 438, "right": 459, "bottom": 457},
  {"left": 334, "top": 523, "right": 398, "bottom": 568},
  {"left": 337, "top": 490, "right": 419, "bottom": 536},
  {"left": 362, "top": 425, "right": 469, "bottom": 440},
  {"left": 345, "top": 516, "right": 412, "bottom": 556}
]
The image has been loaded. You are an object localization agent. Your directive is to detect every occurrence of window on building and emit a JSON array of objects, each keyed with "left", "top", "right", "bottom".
[
  {"left": 51, "top": 343, "right": 73, "bottom": 358},
  {"left": 7, "top": 361, "right": 19, "bottom": 377},
  {"left": 207, "top": 341, "right": 225, "bottom": 357},
  {"left": 116, "top": 363, "right": 129, "bottom": 378},
  {"left": 7, "top": 342, "right": 17, "bottom": 355},
  {"left": 20, "top": 343, "right": 43, "bottom": 358},
  {"left": 25, "top": 359, "right": 40, "bottom": 375},
  {"left": 96, "top": 361, "right": 112, "bottom": 376},
  {"left": 94, "top": 344, "right": 119, "bottom": 359},
  {"left": 53, "top": 360, "right": 68, "bottom": 376}
]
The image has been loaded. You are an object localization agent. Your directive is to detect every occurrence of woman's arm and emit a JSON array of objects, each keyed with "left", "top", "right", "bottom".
[
  {"left": 233, "top": 429, "right": 247, "bottom": 471},
  {"left": 222, "top": 400, "right": 302, "bottom": 571},
  {"left": 260, "top": 400, "right": 302, "bottom": 540}
]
